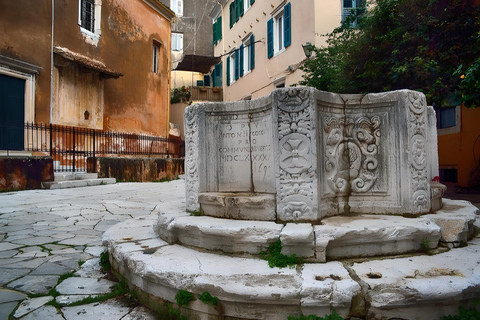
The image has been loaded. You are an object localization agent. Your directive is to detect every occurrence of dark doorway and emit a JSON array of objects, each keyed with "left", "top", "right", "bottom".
[{"left": 0, "top": 74, "right": 25, "bottom": 150}]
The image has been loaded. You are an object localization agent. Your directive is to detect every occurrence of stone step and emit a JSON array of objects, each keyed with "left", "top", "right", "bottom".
[
  {"left": 155, "top": 199, "right": 478, "bottom": 262},
  {"left": 104, "top": 217, "right": 480, "bottom": 320},
  {"left": 42, "top": 178, "right": 116, "bottom": 190},
  {"left": 54, "top": 173, "right": 98, "bottom": 181}
]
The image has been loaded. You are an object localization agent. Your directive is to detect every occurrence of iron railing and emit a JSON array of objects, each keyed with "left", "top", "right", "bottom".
[{"left": 0, "top": 122, "right": 185, "bottom": 172}]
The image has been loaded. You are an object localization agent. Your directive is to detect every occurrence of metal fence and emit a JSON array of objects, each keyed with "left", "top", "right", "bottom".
[{"left": 1, "top": 122, "right": 185, "bottom": 172}]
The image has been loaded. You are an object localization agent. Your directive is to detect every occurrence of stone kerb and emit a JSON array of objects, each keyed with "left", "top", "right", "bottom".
[{"left": 184, "top": 88, "right": 438, "bottom": 222}]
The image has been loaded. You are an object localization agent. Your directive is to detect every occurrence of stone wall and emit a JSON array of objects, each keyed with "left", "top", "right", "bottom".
[
  {"left": 0, "top": 157, "right": 54, "bottom": 191},
  {"left": 90, "top": 157, "right": 184, "bottom": 182}
]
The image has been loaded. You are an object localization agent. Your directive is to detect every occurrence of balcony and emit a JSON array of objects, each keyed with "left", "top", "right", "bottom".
[{"left": 189, "top": 86, "right": 223, "bottom": 102}]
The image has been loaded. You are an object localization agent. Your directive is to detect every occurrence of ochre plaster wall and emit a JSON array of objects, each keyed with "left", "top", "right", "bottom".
[
  {"left": 438, "top": 106, "right": 480, "bottom": 187},
  {"left": 53, "top": 0, "right": 172, "bottom": 136},
  {"left": 1, "top": 0, "right": 171, "bottom": 136},
  {"left": 0, "top": 0, "right": 53, "bottom": 123}
]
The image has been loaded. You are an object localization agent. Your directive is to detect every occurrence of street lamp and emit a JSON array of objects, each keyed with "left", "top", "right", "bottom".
[{"left": 302, "top": 42, "right": 314, "bottom": 59}]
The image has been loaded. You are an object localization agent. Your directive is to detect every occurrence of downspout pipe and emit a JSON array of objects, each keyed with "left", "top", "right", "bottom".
[{"left": 49, "top": 0, "right": 54, "bottom": 124}]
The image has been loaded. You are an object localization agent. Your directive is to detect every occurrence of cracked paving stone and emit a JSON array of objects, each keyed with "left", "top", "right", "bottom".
[
  {"left": 84, "top": 246, "right": 105, "bottom": 257},
  {"left": 74, "top": 258, "right": 103, "bottom": 279},
  {"left": 55, "top": 294, "right": 99, "bottom": 306},
  {"left": 0, "top": 257, "right": 50, "bottom": 269},
  {"left": 14, "top": 296, "right": 53, "bottom": 318},
  {"left": 6, "top": 275, "right": 59, "bottom": 294},
  {"left": 10, "top": 236, "right": 57, "bottom": 246},
  {"left": 20, "top": 305, "right": 65, "bottom": 320},
  {"left": 0, "top": 301, "right": 19, "bottom": 320},
  {"left": 121, "top": 305, "right": 156, "bottom": 320},
  {"left": 0, "top": 289, "right": 27, "bottom": 303},
  {"left": 0, "top": 242, "right": 23, "bottom": 251},
  {"left": 0, "top": 250, "right": 20, "bottom": 258},
  {"left": 56, "top": 277, "right": 116, "bottom": 295},
  {"left": 30, "top": 262, "right": 74, "bottom": 275},
  {"left": 61, "top": 298, "right": 130, "bottom": 320},
  {"left": 0, "top": 268, "right": 32, "bottom": 284}
]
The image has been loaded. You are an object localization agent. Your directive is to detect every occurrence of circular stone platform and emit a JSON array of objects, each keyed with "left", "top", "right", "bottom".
[{"left": 103, "top": 198, "right": 480, "bottom": 320}]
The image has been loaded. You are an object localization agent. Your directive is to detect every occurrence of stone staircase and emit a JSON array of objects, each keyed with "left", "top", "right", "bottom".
[{"left": 42, "top": 173, "right": 116, "bottom": 189}]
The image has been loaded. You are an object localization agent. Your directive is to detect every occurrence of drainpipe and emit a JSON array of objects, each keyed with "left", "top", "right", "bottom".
[
  {"left": 49, "top": 0, "right": 54, "bottom": 124},
  {"left": 217, "top": 0, "right": 225, "bottom": 93}
]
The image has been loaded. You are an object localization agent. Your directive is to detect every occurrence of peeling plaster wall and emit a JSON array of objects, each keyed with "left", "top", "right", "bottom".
[
  {"left": 53, "top": 0, "right": 172, "bottom": 136},
  {"left": 0, "top": 0, "right": 52, "bottom": 123},
  {"left": 52, "top": 58, "right": 104, "bottom": 129},
  {"left": 1, "top": 0, "right": 171, "bottom": 136}
]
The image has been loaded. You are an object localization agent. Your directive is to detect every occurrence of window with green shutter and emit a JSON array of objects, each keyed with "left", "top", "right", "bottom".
[
  {"left": 239, "top": 0, "right": 244, "bottom": 17},
  {"left": 250, "top": 0, "right": 254, "bottom": 4},
  {"left": 213, "top": 16, "right": 222, "bottom": 45},
  {"left": 267, "top": 18, "right": 274, "bottom": 59},
  {"left": 226, "top": 56, "right": 231, "bottom": 85},
  {"left": 268, "top": 2, "right": 291, "bottom": 58},
  {"left": 229, "top": 1, "right": 235, "bottom": 28},
  {"left": 250, "top": 34, "right": 255, "bottom": 70},
  {"left": 234, "top": 49, "right": 239, "bottom": 80},
  {"left": 235, "top": 0, "right": 240, "bottom": 22},
  {"left": 239, "top": 44, "right": 244, "bottom": 77},
  {"left": 284, "top": 3, "right": 291, "bottom": 48}
]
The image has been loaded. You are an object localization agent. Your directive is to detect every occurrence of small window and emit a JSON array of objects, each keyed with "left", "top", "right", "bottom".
[
  {"left": 242, "top": 35, "right": 255, "bottom": 75},
  {"left": 436, "top": 107, "right": 457, "bottom": 129},
  {"left": 244, "top": 0, "right": 251, "bottom": 13},
  {"left": 440, "top": 168, "right": 458, "bottom": 183},
  {"left": 80, "top": 0, "right": 95, "bottom": 33},
  {"left": 274, "top": 13, "right": 284, "bottom": 54},
  {"left": 267, "top": 3, "right": 291, "bottom": 59},
  {"left": 152, "top": 43, "right": 160, "bottom": 73},
  {"left": 213, "top": 62, "right": 222, "bottom": 87},
  {"left": 342, "top": 0, "right": 365, "bottom": 25},
  {"left": 213, "top": 16, "right": 222, "bottom": 45},
  {"left": 172, "top": 33, "right": 183, "bottom": 52},
  {"left": 171, "top": 0, "right": 183, "bottom": 16}
]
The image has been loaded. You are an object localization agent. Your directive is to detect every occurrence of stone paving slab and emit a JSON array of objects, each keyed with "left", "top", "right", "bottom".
[
  {"left": 61, "top": 298, "right": 131, "bottom": 320},
  {"left": 14, "top": 296, "right": 54, "bottom": 318},
  {"left": 56, "top": 277, "right": 117, "bottom": 295},
  {"left": 0, "top": 181, "right": 186, "bottom": 319}
]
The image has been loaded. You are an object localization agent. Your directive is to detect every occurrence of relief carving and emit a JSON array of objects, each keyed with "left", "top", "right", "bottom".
[
  {"left": 184, "top": 106, "right": 200, "bottom": 211},
  {"left": 276, "top": 89, "right": 316, "bottom": 220},
  {"left": 324, "top": 116, "right": 381, "bottom": 194},
  {"left": 407, "top": 91, "right": 430, "bottom": 212}
]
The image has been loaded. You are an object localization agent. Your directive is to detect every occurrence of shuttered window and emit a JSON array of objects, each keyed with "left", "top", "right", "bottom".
[{"left": 267, "top": 3, "right": 291, "bottom": 59}]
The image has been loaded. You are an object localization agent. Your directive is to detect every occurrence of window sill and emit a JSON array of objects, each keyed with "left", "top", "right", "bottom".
[
  {"left": 80, "top": 27, "right": 100, "bottom": 39},
  {"left": 274, "top": 48, "right": 286, "bottom": 57}
]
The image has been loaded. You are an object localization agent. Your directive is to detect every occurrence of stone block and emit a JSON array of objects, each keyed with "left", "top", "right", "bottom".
[
  {"left": 314, "top": 215, "right": 441, "bottom": 260},
  {"left": 301, "top": 263, "right": 361, "bottom": 317},
  {"left": 425, "top": 198, "right": 478, "bottom": 247},
  {"left": 166, "top": 216, "right": 283, "bottom": 254},
  {"left": 198, "top": 192, "right": 276, "bottom": 220},
  {"left": 280, "top": 223, "right": 314, "bottom": 258}
]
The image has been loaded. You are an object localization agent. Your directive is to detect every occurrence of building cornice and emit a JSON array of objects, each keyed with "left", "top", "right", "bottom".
[
  {"left": 210, "top": 0, "right": 227, "bottom": 19},
  {"left": 143, "top": 0, "right": 176, "bottom": 22},
  {"left": 0, "top": 55, "right": 42, "bottom": 75}
]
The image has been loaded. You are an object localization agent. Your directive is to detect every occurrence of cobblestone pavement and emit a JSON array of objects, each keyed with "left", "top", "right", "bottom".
[{"left": 0, "top": 180, "right": 186, "bottom": 320}]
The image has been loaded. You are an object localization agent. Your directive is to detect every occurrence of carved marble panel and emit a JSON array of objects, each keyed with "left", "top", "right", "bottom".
[{"left": 275, "top": 88, "right": 318, "bottom": 222}]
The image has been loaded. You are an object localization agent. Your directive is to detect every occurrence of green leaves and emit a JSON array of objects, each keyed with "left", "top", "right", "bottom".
[
  {"left": 297, "top": 0, "right": 480, "bottom": 108},
  {"left": 260, "top": 239, "right": 302, "bottom": 268}
]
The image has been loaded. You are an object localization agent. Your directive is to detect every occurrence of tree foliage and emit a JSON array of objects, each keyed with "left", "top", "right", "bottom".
[{"left": 298, "top": 0, "right": 480, "bottom": 108}]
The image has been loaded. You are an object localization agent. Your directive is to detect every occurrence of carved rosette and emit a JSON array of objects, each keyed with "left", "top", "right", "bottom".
[
  {"left": 407, "top": 92, "right": 430, "bottom": 212},
  {"left": 276, "top": 89, "right": 317, "bottom": 221},
  {"left": 324, "top": 116, "right": 381, "bottom": 195},
  {"left": 184, "top": 105, "right": 200, "bottom": 212}
]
